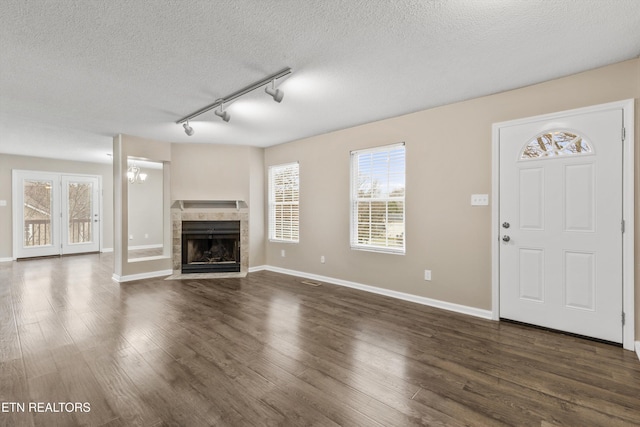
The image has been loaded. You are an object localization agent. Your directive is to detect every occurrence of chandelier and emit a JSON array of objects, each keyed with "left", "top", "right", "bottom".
[{"left": 127, "top": 164, "right": 147, "bottom": 184}]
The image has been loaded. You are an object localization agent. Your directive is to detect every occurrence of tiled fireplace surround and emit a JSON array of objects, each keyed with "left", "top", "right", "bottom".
[{"left": 170, "top": 201, "right": 249, "bottom": 279}]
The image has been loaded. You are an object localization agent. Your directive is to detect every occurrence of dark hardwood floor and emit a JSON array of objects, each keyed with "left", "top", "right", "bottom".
[{"left": 1, "top": 253, "right": 639, "bottom": 426}]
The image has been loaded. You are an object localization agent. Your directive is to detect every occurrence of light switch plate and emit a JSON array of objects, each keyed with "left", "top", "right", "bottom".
[
  {"left": 471, "top": 194, "right": 489, "bottom": 206},
  {"left": 0, "top": 200, "right": 6, "bottom": 207}
]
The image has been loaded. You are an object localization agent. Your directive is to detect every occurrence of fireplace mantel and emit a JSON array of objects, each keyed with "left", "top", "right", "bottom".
[
  {"left": 168, "top": 200, "right": 249, "bottom": 280},
  {"left": 171, "top": 200, "right": 248, "bottom": 211}
]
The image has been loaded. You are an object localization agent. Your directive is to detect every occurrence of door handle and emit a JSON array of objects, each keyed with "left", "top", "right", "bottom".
[
  {"left": 502, "top": 222, "right": 510, "bottom": 229},
  {"left": 502, "top": 235, "right": 510, "bottom": 242}
]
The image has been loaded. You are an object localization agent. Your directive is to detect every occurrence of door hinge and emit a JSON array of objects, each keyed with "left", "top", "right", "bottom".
[
  {"left": 622, "top": 127, "right": 626, "bottom": 142},
  {"left": 622, "top": 311, "right": 626, "bottom": 326},
  {"left": 621, "top": 220, "right": 625, "bottom": 233}
]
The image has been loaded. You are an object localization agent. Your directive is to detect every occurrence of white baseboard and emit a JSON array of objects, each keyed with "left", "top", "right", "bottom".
[
  {"left": 3, "top": 250, "right": 115, "bottom": 258},
  {"left": 248, "top": 265, "right": 268, "bottom": 273},
  {"left": 128, "top": 244, "right": 163, "bottom": 250},
  {"left": 636, "top": 341, "right": 640, "bottom": 361},
  {"left": 262, "top": 265, "right": 493, "bottom": 320},
  {"left": 112, "top": 269, "right": 173, "bottom": 283}
]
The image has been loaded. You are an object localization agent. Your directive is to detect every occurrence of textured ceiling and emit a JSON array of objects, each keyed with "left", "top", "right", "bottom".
[{"left": 1, "top": 0, "right": 639, "bottom": 164}]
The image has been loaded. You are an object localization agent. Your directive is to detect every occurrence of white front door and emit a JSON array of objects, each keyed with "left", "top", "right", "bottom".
[
  {"left": 61, "top": 175, "right": 100, "bottom": 254},
  {"left": 499, "top": 108, "right": 623, "bottom": 343}
]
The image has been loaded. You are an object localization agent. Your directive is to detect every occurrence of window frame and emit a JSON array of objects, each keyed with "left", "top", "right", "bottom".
[
  {"left": 268, "top": 162, "right": 300, "bottom": 243},
  {"left": 350, "top": 142, "right": 406, "bottom": 255}
]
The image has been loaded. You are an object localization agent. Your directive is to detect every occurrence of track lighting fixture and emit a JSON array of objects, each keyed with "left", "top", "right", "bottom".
[
  {"left": 183, "top": 121, "right": 194, "bottom": 136},
  {"left": 214, "top": 103, "right": 230, "bottom": 122},
  {"left": 265, "top": 80, "right": 284, "bottom": 103},
  {"left": 176, "top": 67, "right": 292, "bottom": 134}
]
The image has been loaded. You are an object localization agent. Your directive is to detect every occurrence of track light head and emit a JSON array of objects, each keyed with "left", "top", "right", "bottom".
[
  {"left": 265, "top": 84, "right": 284, "bottom": 103},
  {"left": 215, "top": 108, "right": 230, "bottom": 122},
  {"left": 183, "top": 121, "right": 194, "bottom": 136},
  {"left": 176, "top": 68, "right": 291, "bottom": 125}
]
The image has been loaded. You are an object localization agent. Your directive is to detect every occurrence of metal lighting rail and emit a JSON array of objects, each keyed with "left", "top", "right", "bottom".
[{"left": 176, "top": 67, "right": 292, "bottom": 124}]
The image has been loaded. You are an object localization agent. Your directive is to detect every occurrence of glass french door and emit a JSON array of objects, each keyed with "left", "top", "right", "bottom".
[
  {"left": 14, "top": 171, "right": 61, "bottom": 258},
  {"left": 61, "top": 175, "right": 100, "bottom": 254},
  {"left": 13, "top": 171, "right": 101, "bottom": 258}
]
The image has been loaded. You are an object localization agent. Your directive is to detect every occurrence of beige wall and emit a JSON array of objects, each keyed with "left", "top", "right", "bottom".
[
  {"left": 170, "top": 143, "right": 265, "bottom": 267},
  {"left": 249, "top": 146, "right": 266, "bottom": 267},
  {"left": 264, "top": 59, "right": 640, "bottom": 336},
  {"left": 0, "top": 154, "right": 113, "bottom": 258},
  {"left": 171, "top": 143, "right": 251, "bottom": 201}
]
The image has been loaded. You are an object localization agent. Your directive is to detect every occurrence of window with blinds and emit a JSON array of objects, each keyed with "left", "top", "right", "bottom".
[
  {"left": 268, "top": 162, "right": 299, "bottom": 242},
  {"left": 350, "top": 143, "right": 405, "bottom": 254}
]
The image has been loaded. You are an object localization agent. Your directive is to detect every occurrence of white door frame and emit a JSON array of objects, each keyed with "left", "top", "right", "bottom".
[{"left": 491, "top": 99, "right": 635, "bottom": 351}]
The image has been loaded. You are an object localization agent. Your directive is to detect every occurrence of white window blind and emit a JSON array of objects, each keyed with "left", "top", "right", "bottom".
[
  {"left": 350, "top": 143, "right": 405, "bottom": 254},
  {"left": 268, "top": 162, "right": 299, "bottom": 242}
]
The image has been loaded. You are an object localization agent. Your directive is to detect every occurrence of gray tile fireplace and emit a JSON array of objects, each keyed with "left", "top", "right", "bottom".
[{"left": 169, "top": 200, "right": 248, "bottom": 279}]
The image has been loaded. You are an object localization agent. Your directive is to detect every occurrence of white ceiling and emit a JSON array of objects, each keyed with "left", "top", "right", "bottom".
[{"left": 1, "top": 0, "right": 639, "bottom": 164}]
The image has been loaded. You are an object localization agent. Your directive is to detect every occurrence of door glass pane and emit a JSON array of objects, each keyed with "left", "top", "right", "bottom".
[
  {"left": 520, "top": 130, "right": 593, "bottom": 160},
  {"left": 68, "top": 181, "right": 93, "bottom": 244},
  {"left": 23, "top": 180, "right": 53, "bottom": 247}
]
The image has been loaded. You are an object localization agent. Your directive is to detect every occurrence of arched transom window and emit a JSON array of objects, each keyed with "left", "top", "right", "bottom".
[{"left": 520, "top": 130, "right": 592, "bottom": 160}]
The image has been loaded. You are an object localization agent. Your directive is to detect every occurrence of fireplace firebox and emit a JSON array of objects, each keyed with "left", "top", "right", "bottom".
[{"left": 181, "top": 221, "right": 240, "bottom": 273}]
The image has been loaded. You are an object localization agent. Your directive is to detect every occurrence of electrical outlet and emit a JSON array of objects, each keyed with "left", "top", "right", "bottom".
[
  {"left": 320, "top": 255, "right": 325, "bottom": 264},
  {"left": 471, "top": 194, "right": 489, "bottom": 206},
  {"left": 424, "top": 270, "right": 432, "bottom": 281},
  {"left": 281, "top": 249, "right": 286, "bottom": 257},
  {"left": 0, "top": 200, "right": 7, "bottom": 207},
  {"left": 129, "top": 235, "right": 133, "bottom": 240},
  {"left": 144, "top": 233, "right": 149, "bottom": 239}
]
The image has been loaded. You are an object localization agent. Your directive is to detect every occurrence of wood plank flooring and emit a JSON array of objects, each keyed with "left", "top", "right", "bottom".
[{"left": 1, "top": 253, "right": 639, "bottom": 426}]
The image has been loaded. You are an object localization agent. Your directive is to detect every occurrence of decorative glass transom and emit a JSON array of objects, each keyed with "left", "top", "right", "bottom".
[{"left": 520, "top": 130, "right": 592, "bottom": 160}]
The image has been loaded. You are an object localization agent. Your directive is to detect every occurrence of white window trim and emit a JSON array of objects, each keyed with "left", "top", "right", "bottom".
[
  {"left": 350, "top": 143, "right": 406, "bottom": 255},
  {"left": 268, "top": 162, "right": 300, "bottom": 243}
]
